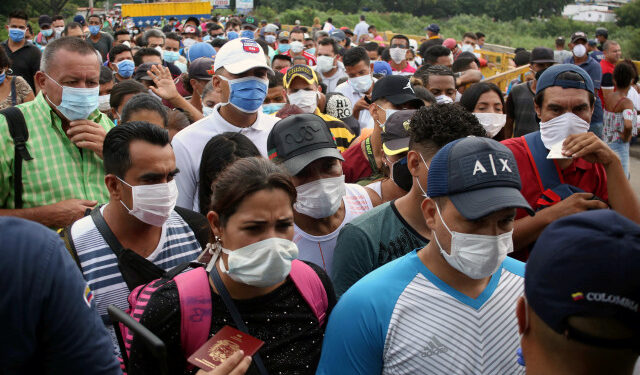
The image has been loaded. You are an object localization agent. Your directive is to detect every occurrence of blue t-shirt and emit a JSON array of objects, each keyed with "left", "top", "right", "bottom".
[
  {"left": 565, "top": 56, "right": 603, "bottom": 124},
  {"left": 0, "top": 217, "right": 121, "bottom": 374},
  {"left": 317, "top": 250, "right": 525, "bottom": 375}
]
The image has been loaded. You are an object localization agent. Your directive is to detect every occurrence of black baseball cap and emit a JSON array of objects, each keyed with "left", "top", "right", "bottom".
[
  {"left": 595, "top": 27, "right": 608, "bottom": 37},
  {"left": 242, "top": 16, "right": 258, "bottom": 30},
  {"left": 188, "top": 57, "right": 215, "bottom": 80},
  {"left": 268, "top": 114, "right": 343, "bottom": 176},
  {"left": 133, "top": 63, "right": 159, "bottom": 81},
  {"left": 381, "top": 110, "right": 416, "bottom": 155},
  {"left": 38, "top": 15, "right": 53, "bottom": 27},
  {"left": 526, "top": 210, "right": 640, "bottom": 351},
  {"left": 427, "top": 137, "right": 533, "bottom": 220},
  {"left": 425, "top": 24, "right": 440, "bottom": 33},
  {"left": 283, "top": 64, "right": 317, "bottom": 89},
  {"left": 330, "top": 29, "right": 346, "bottom": 42},
  {"left": 570, "top": 31, "right": 588, "bottom": 44},
  {"left": 371, "top": 75, "right": 423, "bottom": 107},
  {"left": 530, "top": 47, "right": 555, "bottom": 64}
]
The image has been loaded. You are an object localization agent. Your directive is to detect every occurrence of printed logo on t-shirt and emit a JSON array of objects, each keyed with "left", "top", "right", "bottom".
[{"left": 420, "top": 336, "right": 449, "bottom": 357}]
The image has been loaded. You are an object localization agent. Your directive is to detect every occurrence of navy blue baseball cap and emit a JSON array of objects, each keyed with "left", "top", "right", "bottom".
[
  {"left": 536, "top": 64, "right": 594, "bottom": 95},
  {"left": 426, "top": 137, "right": 533, "bottom": 220},
  {"left": 526, "top": 210, "right": 640, "bottom": 350}
]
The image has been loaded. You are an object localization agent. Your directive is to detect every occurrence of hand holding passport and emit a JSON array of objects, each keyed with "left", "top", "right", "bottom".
[{"left": 190, "top": 325, "right": 264, "bottom": 373}]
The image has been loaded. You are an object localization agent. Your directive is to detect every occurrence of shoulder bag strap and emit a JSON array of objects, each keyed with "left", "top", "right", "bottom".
[
  {"left": 90, "top": 207, "right": 126, "bottom": 257},
  {"left": 210, "top": 266, "right": 269, "bottom": 375}
]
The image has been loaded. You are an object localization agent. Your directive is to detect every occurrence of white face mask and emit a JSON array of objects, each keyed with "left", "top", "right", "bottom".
[
  {"left": 290, "top": 41, "right": 304, "bottom": 54},
  {"left": 474, "top": 113, "right": 507, "bottom": 138},
  {"left": 216, "top": 238, "right": 299, "bottom": 288},
  {"left": 435, "top": 94, "right": 453, "bottom": 104},
  {"left": 316, "top": 55, "right": 335, "bottom": 73},
  {"left": 348, "top": 74, "right": 373, "bottom": 93},
  {"left": 54, "top": 26, "right": 64, "bottom": 36},
  {"left": 390, "top": 47, "right": 406, "bottom": 64},
  {"left": 461, "top": 43, "right": 475, "bottom": 53},
  {"left": 202, "top": 105, "right": 214, "bottom": 117},
  {"left": 295, "top": 175, "right": 346, "bottom": 219},
  {"left": 539, "top": 112, "right": 590, "bottom": 150},
  {"left": 183, "top": 38, "right": 196, "bottom": 48},
  {"left": 374, "top": 103, "right": 398, "bottom": 126},
  {"left": 433, "top": 202, "right": 513, "bottom": 279},
  {"left": 119, "top": 178, "right": 179, "bottom": 227},
  {"left": 573, "top": 44, "right": 587, "bottom": 58},
  {"left": 287, "top": 89, "right": 318, "bottom": 114},
  {"left": 98, "top": 94, "right": 111, "bottom": 112}
]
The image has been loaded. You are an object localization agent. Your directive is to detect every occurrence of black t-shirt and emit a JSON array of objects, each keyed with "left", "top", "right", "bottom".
[
  {"left": 2, "top": 41, "right": 41, "bottom": 92},
  {"left": 506, "top": 81, "right": 539, "bottom": 137},
  {"left": 129, "top": 262, "right": 336, "bottom": 375},
  {"left": 164, "top": 61, "right": 182, "bottom": 79}
]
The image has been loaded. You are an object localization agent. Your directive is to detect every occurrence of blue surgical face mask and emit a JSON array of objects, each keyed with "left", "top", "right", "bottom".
[
  {"left": 44, "top": 73, "right": 99, "bottom": 121},
  {"left": 218, "top": 75, "right": 268, "bottom": 113},
  {"left": 227, "top": 31, "right": 239, "bottom": 40},
  {"left": 305, "top": 47, "right": 316, "bottom": 55},
  {"left": 116, "top": 59, "right": 135, "bottom": 78},
  {"left": 241, "top": 30, "right": 255, "bottom": 39},
  {"left": 9, "top": 28, "right": 25, "bottom": 42},
  {"left": 89, "top": 25, "right": 100, "bottom": 35},
  {"left": 0, "top": 72, "right": 5, "bottom": 85},
  {"left": 263, "top": 102, "right": 285, "bottom": 115},
  {"left": 279, "top": 43, "right": 290, "bottom": 53},
  {"left": 41, "top": 28, "right": 53, "bottom": 37},
  {"left": 163, "top": 50, "right": 180, "bottom": 63}
]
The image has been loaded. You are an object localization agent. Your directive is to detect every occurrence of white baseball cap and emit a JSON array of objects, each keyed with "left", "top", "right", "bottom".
[{"left": 213, "top": 38, "right": 273, "bottom": 75}]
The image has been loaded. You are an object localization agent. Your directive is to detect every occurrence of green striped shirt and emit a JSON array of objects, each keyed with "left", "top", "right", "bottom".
[{"left": 0, "top": 93, "right": 114, "bottom": 209}]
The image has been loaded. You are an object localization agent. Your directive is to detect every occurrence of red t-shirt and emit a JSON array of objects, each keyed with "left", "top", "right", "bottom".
[
  {"left": 283, "top": 50, "right": 317, "bottom": 66},
  {"left": 501, "top": 135, "right": 609, "bottom": 220},
  {"left": 599, "top": 59, "right": 615, "bottom": 106}
]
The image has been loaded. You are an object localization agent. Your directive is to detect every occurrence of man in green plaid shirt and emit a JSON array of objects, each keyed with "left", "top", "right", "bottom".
[{"left": 0, "top": 37, "right": 114, "bottom": 228}]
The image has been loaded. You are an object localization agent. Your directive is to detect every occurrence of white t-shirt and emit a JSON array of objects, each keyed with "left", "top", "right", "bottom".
[
  {"left": 172, "top": 103, "right": 280, "bottom": 210},
  {"left": 335, "top": 79, "right": 376, "bottom": 130},
  {"left": 627, "top": 86, "right": 640, "bottom": 111},
  {"left": 293, "top": 183, "right": 373, "bottom": 277},
  {"left": 365, "top": 180, "right": 382, "bottom": 199}
]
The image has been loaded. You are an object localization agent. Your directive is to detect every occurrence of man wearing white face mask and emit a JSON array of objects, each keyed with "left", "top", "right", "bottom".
[
  {"left": 315, "top": 38, "right": 347, "bottom": 92},
  {"left": 318, "top": 136, "right": 534, "bottom": 375},
  {"left": 282, "top": 28, "right": 317, "bottom": 66},
  {"left": 172, "top": 38, "right": 279, "bottom": 211},
  {"left": 64, "top": 122, "right": 205, "bottom": 355},
  {"left": 502, "top": 64, "right": 640, "bottom": 256},
  {"left": 566, "top": 31, "right": 604, "bottom": 138},
  {"left": 267, "top": 114, "right": 379, "bottom": 276},
  {"left": 335, "top": 47, "right": 377, "bottom": 130},
  {"left": 282, "top": 64, "right": 355, "bottom": 152},
  {"left": 388, "top": 35, "right": 416, "bottom": 76}
]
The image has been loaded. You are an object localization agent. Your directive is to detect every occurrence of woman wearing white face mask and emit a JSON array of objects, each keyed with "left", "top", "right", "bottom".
[
  {"left": 460, "top": 82, "right": 508, "bottom": 140},
  {"left": 128, "top": 157, "right": 337, "bottom": 375}
]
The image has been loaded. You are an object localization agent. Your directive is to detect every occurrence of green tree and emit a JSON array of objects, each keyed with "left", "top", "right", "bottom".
[{"left": 616, "top": 0, "right": 640, "bottom": 27}]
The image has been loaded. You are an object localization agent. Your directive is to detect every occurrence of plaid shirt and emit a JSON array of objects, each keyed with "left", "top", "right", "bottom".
[{"left": 0, "top": 93, "right": 114, "bottom": 209}]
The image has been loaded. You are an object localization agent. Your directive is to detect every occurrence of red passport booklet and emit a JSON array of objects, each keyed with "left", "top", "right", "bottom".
[{"left": 187, "top": 325, "right": 265, "bottom": 371}]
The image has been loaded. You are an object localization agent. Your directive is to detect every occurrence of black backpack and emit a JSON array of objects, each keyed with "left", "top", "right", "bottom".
[{"left": 1, "top": 103, "right": 32, "bottom": 209}]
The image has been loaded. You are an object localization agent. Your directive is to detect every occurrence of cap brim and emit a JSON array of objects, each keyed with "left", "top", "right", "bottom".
[
  {"left": 572, "top": 38, "right": 587, "bottom": 44},
  {"left": 449, "top": 187, "right": 534, "bottom": 220},
  {"left": 386, "top": 94, "right": 422, "bottom": 106},
  {"left": 286, "top": 74, "right": 315, "bottom": 88},
  {"left": 382, "top": 138, "right": 409, "bottom": 155},
  {"left": 283, "top": 148, "right": 344, "bottom": 175},
  {"left": 224, "top": 59, "right": 274, "bottom": 75}
]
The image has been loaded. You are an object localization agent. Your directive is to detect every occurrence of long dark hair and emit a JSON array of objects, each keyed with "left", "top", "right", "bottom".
[
  {"left": 459, "top": 82, "right": 505, "bottom": 113},
  {"left": 198, "top": 132, "right": 261, "bottom": 215}
]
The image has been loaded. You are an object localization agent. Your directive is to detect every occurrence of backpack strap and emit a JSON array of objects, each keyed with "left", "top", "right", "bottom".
[
  {"left": 10, "top": 77, "right": 17, "bottom": 106},
  {"left": 175, "top": 267, "right": 212, "bottom": 358},
  {"left": 174, "top": 206, "right": 210, "bottom": 250},
  {"left": 1, "top": 107, "right": 32, "bottom": 209},
  {"left": 58, "top": 226, "right": 83, "bottom": 270},
  {"left": 289, "top": 259, "right": 329, "bottom": 326}
]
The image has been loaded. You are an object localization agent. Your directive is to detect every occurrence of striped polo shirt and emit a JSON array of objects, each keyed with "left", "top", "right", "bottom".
[
  {"left": 70, "top": 205, "right": 201, "bottom": 353},
  {"left": 317, "top": 250, "right": 525, "bottom": 375}
]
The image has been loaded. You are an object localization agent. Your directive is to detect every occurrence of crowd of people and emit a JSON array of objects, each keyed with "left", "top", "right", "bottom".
[{"left": 1, "top": 9, "right": 640, "bottom": 375}]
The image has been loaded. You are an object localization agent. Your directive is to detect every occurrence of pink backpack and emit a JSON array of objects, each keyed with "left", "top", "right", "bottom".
[{"left": 119, "top": 259, "right": 329, "bottom": 365}]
